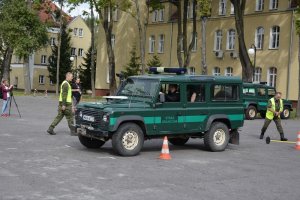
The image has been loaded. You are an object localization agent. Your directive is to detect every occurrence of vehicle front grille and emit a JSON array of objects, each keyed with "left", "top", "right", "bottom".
[{"left": 75, "top": 108, "right": 106, "bottom": 128}]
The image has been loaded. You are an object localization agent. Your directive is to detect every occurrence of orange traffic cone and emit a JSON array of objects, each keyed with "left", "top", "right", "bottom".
[
  {"left": 159, "top": 136, "right": 171, "bottom": 160},
  {"left": 295, "top": 131, "right": 300, "bottom": 150}
]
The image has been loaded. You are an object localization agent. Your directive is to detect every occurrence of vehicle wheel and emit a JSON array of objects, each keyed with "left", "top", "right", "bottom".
[
  {"left": 281, "top": 107, "right": 290, "bottom": 119},
  {"left": 260, "top": 112, "right": 266, "bottom": 119},
  {"left": 112, "top": 123, "right": 144, "bottom": 156},
  {"left": 245, "top": 106, "right": 257, "bottom": 120},
  {"left": 204, "top": 122, "right": 230, "bottom": 152},
  {"left": 78, "top": 135, "right": 105, "bottom": 149},
  {"left": 168, "top": 137, "right": 189, "bottom": 146}
]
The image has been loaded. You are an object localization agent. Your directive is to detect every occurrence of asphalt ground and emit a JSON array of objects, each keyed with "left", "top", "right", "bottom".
[{"left": 0, "top": 96, "right": 300, "bottom": 200}]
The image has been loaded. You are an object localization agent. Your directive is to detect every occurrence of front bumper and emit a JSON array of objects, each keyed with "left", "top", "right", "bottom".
[{"left": 76, "top": 124, "right": 110, "bottom": 138}]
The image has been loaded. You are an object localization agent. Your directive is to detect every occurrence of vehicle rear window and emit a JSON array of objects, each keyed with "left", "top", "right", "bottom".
[
  {"left": 268, "top": 89, "right": 276, "bottom": 97},
  {"left": 243, "top": 88, "right": 255, "bottom": 96},
  {"left": 212, "top": 85, "right": 239, "bottom": 101}
]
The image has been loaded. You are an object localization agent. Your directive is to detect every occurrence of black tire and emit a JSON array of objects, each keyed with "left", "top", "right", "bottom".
[
  {"left": 260, "top": 111, "right": 266, "bottom": 119},
  {"left": 112, "top": 123, "right": 144, "bottom": 156},
  {"left": 281, "top": 107, "right": 291, "bottom": 119},
  {"left": 78, "top": 135, "right": 105, "bottom": 149},
  {"left": 168, "top": 137, "right": 189, "bottom": 146},
  {"left": 245, "top": 106, "right": 257, "bottom": 120},
  {"left": 204, "top": 122, "right": 230, "bottom": 152}
]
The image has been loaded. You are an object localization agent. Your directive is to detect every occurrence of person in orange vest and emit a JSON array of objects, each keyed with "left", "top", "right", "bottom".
[{"left": 260, "top": 92, "right": 288, "bottom": 141}]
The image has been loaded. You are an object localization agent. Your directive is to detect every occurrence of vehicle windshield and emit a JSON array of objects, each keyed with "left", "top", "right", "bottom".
[{"left": 117, "top": 78, "right": 159, "bottom": 101}]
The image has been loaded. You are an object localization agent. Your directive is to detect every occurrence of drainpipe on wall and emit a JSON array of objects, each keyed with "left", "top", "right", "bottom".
[{"left": 286, "top": 10, "right": 295, "bottom": 100}]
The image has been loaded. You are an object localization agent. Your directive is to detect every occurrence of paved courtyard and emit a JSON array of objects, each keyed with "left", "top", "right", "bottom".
[{"left": 0, "top": 96, "right": 300, "bottom": 200}]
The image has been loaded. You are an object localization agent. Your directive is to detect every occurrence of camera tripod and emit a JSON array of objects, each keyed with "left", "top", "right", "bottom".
[{"left": 8, "top": 92, "right": 21, "bottom": 118}]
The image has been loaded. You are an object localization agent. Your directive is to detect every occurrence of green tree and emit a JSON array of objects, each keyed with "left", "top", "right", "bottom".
[
  {"left": 147, "top": 55, "right": 162, "bottom": 68},
  {"left": 79, "top": 46, "right": 96, "bottom": 90},
  {"left": 123, "top": 46, "right": 141, "bottom": 78},
  {"left": 48, "top": 23, "right": 72, "bottom": 84}
]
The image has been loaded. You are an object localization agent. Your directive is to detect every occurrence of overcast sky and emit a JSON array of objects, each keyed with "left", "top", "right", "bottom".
[{"left": 55, "top": 2, "right": 90, "bottom": 17}]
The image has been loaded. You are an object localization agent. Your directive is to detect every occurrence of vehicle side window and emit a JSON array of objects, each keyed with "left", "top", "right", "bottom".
[
  {"left": 243, "top": 87, "right": 255, "bottom": 96},
  {"left": 258, "top": 88, "right": 266, "bottom": 96},
  {"left": 212, "top": 85, "right": 239, "bottom": 101},
  {"left": 187, "top": 84, "right": 205, "bottom": 102},
  {"left": 268, "top": 89, "right": 276, "bottom": 97},
  {"left": 160, "top": 83, "right": 180, "bottom": 102}
]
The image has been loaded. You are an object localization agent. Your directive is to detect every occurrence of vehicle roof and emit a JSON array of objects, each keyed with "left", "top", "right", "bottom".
[
  {"left": 243, "top": 82, "right": 275, "bottom": 89},
  {"left": 129, "top": 74, "right": 243, "bottom": 84}
]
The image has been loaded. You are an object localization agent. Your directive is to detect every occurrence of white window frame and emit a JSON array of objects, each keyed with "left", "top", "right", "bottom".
[
  {"left": 73, "top": 28, "right": 78, "bottom": 36},
  {"left": 269, "top": 0, "right": 278, "bottom": 10},
  {"left": 41, "top": 55, "right": 47, "bottom": 64},
  {"left": 253, "top": 67, "right": 262, "bottom": 83},
  {"left": 71, "top": 48, "right": 76, "bottom": 56},
  {"left": 39, "top": 75, "right": 45, "bottom": 84},
  {"left": 192, "top": 32, "right": 197, "bottom": 52},
  {"left": 226, "top": 29, "right": 235, "bottom": 50},
  {"left": 152, "top": 10, "right": 158, "bottom": 22},
  {"left": 225, "top": 67, "right": 233, "bottom": 76},
  {"left": 149, "top": 35, "right": 155, "bottom": 53},
  {"left": 111, "top": 34, "right": 115, "bottom": 50},
  {"left": 214, "top": 30, "right": 222, "bottom": 51},
  {"left": 255, "top": 27, "right": 264, "bottom": 49},
  {"left": 50, "top": 37, "right": 55, "bottom": 46},
  {"left": 158, "top": 34, "right": 164, "bottom": 53},
  {"left": 256, "top": 0, "right": 264, "bottom": 11},
  {"left": 230, "top": 3, "right": 235, "bottom": 14},
  {"left": 158, "top": 9, "right": 164, "bottom": 22},
  {"left": 267, "top": 67, "right": 277, "bottom": 87},
  {"left": 78, "top": 28, "right": 83, "bottom": 37},
  {"left": 78, "top": 48, "right": 84, "bottom": 57},
  {"left": 213, "top": 67, "right": 221, "bottom": 76},
  {"left": 219, "top": 0, "right": 227, "bottom": 15},
  {"left": 187, "top": 1, "right": 195, "bottom": 19},
  {"left": 269, "top": 26, "right": 280, "bottom": 49}
]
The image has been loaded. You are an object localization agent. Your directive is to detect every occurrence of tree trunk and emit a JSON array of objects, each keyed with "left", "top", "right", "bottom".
[
  {"left": 23, "top": 56, "right": 31, "bottom": 94},
  {"left": 2, "top": 47, "right": 13, "bottom": 81},
  {"left": 56, "top": 0, "right": 63, "bottom": 95},
  {"left": 90, "top": 1, "right": 96, "bottom": 98},
  {"left": 297, "top": 34, "right": 300, "bottom": 118},
  {"left": 201, "top": 16, "right": 207, "bottom": 75},
  {"left": 182, "top": 0, "right": 188, "bottom": 64},
  {"left": 176, "top": 1, "right": 183, "bottom": 67},
  {"left": 231, "top": 0, "right": 253, "bottom": 82}
]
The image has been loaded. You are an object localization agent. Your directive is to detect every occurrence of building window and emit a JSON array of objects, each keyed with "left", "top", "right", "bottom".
[
  {"left": 79, "top": 28, "right": 83, "bottom": 37},
  {"left": 219, "top": 0, "right": 227, "bottom": 15},
  {"left": 255, "top": 27, "right": 264, "bottom": 49},
  {"left": 73, "top": 28, "right": 78, "bottom": 36},
  {"left": 41, "top": 55, "right": 47, "bottom": 64},
  {"left": 187, "top": 1, "right": 195, "bottom": 18},
  {"left": 158, "top": 9, "right": 164, "bottom": 22},
  {"left": 268, "top": 67, "right": 277, "bottom": 87},
  {"left": 256, "top": 0, "right": 264, "bottom": 11},
  {"left": 15, "top": 56, "right": 21, "bottom": 64},
  {"left": 230, "top": 3, "right": 235, "bottom": 14},
  {"left": 39, "top": 75, "right": 45, "bottom": 84},
  {"left": 111, "top": 34, "right": 115, "bottom": 50},
  {"left": 149, "top": 35, "right": 155, "bottom": 53},
  {"left": 269, "top": 0, "right": 278, "bottom": 10},
  {"left": 50, "top": 37, "right": 55, "bottom": 46},
  {"left": 289, "top": 0, "right": 298, "bottom": 8},
  {"left": 152, "top": 10, "right": 158, "bottom": 22},
  {"left": 158, "top": 34, "right": 164, "bottom": 53},
  {"left": 227, "top": 29, "right": 235, "bottom": 50},
  {"left": 50, "top": 80, "right": 54, "bottom": 85},
  {"left": 213, "top": 67, "right": 221, "bottom": 76},
  {"left": 192, "top": 32, "right": 197, "bottom": 52},
  {"left": 78, "top": 48, "right": 84, "bottom": 57},
  {"left": 214, "top": 30, "right": 222, "bottom": 51},
  {"left": 225, "top": 67, "right": 233, "bottom": 76},
  {"left": 71, "top": 48, "right": 76, "bottom": 56},
  {"left": 113, "top": 9, "right": 119, "bottom": 21},
  {"left": 253, "top": 67, "right": 262, "bottom": 83},
  {"left": 270, "top": 26, "right": 280, "bottom": 49}
]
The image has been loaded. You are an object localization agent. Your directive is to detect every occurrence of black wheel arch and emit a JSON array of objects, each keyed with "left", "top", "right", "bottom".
[
  {"left": 111, "top": 115, "right": 147, "bottom": 135},
  {"left": 205, "top": 114, "right": 232, "bottom": 132}
]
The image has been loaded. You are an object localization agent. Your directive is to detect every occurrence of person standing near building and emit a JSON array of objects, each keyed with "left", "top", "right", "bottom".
[
  {"left": 72, "top": 78, "right": 82, "bottom": 107},
  {"left": 260, "top": 92, "right": 288, "bottom": 141},
  {"left": 1, "top": 80, "right": 13, "bottom": 117},
  {"left": 47, "top": 72, "right": 76, "bottom": 135}
]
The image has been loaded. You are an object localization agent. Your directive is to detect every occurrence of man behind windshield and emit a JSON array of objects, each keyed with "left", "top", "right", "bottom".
[{"left": 166, "top": 84, "right": 180, "bottom": 102}]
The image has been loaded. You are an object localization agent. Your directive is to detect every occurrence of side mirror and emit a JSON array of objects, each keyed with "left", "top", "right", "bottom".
[{"left": 159, "top": 93, "right": 165, "bottom": 103}]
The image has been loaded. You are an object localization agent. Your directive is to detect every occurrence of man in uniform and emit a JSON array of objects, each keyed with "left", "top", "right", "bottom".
[
  {"left": 260, "top": 92, "right": 287, "bottom": 141},
  {"left": 165, "top": 84, "right": 180, "bottom": 102},
  {"left": 47, "top": 72, "right": 76, "bottom": 135}
]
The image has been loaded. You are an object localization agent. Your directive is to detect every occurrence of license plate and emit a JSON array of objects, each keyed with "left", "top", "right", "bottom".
[{"left": 82, "top": 115, "right": 95, "bottom": 122}]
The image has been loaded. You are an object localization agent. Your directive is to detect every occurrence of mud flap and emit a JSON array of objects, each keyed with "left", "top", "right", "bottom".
[{"left": 229, "top": 130, "right": 239, "bottom": 145}]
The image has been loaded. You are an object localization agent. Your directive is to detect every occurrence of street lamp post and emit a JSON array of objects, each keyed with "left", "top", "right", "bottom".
[
  {"left": 70, "top": 55, "right": 78, "bottom": 77},
  {"left": 248, "top": 44, "right": 257, "bottom": 82}
]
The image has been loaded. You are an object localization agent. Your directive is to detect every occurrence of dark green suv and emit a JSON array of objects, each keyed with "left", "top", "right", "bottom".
[
  {"left": 243, "top": 83, "right": 293, "bottom": 120},
  {"left": 75, "top": 71, "right": 244, "bottom": 156}
]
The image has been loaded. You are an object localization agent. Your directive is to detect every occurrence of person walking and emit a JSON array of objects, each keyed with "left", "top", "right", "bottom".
[
  {"left": 260, "top": 92, "right": 288, "bottom": 141},
  {"left": 47, "top": 72, "right": 76, "bottom": 135},
  {"left": 1, "top": 79, "right": 13, "bottom": 117},
  {"left": 72, "top": 78, "right": 82, "bottom": 107}
]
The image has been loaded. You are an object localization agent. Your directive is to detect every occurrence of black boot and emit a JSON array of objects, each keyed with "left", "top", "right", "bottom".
[
  {"left": 260, "top": 132, "right": 264, "bottom": 139},
  {"left": 47, "top": 126, "right": 56, "bottom": 135},
  {"left": 280, "top": 133, "right": 288, "bottom": 141}
]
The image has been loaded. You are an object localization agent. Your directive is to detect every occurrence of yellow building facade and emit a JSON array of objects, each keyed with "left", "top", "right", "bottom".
[{"left": 10, "top": 16, "right": 91, "bottom": 92}]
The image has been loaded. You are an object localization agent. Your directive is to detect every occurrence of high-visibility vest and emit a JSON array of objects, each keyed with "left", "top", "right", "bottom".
[
  {"left": 266, "top": 97, "right": 283, "bottom": 120},
  {"left": 59, "top": 80, "right": 72, "bottom": 103}
]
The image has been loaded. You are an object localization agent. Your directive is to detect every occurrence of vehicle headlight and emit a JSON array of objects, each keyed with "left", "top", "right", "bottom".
[{"left": 102, "top": 114, "right": 110, "bottom": 122}]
